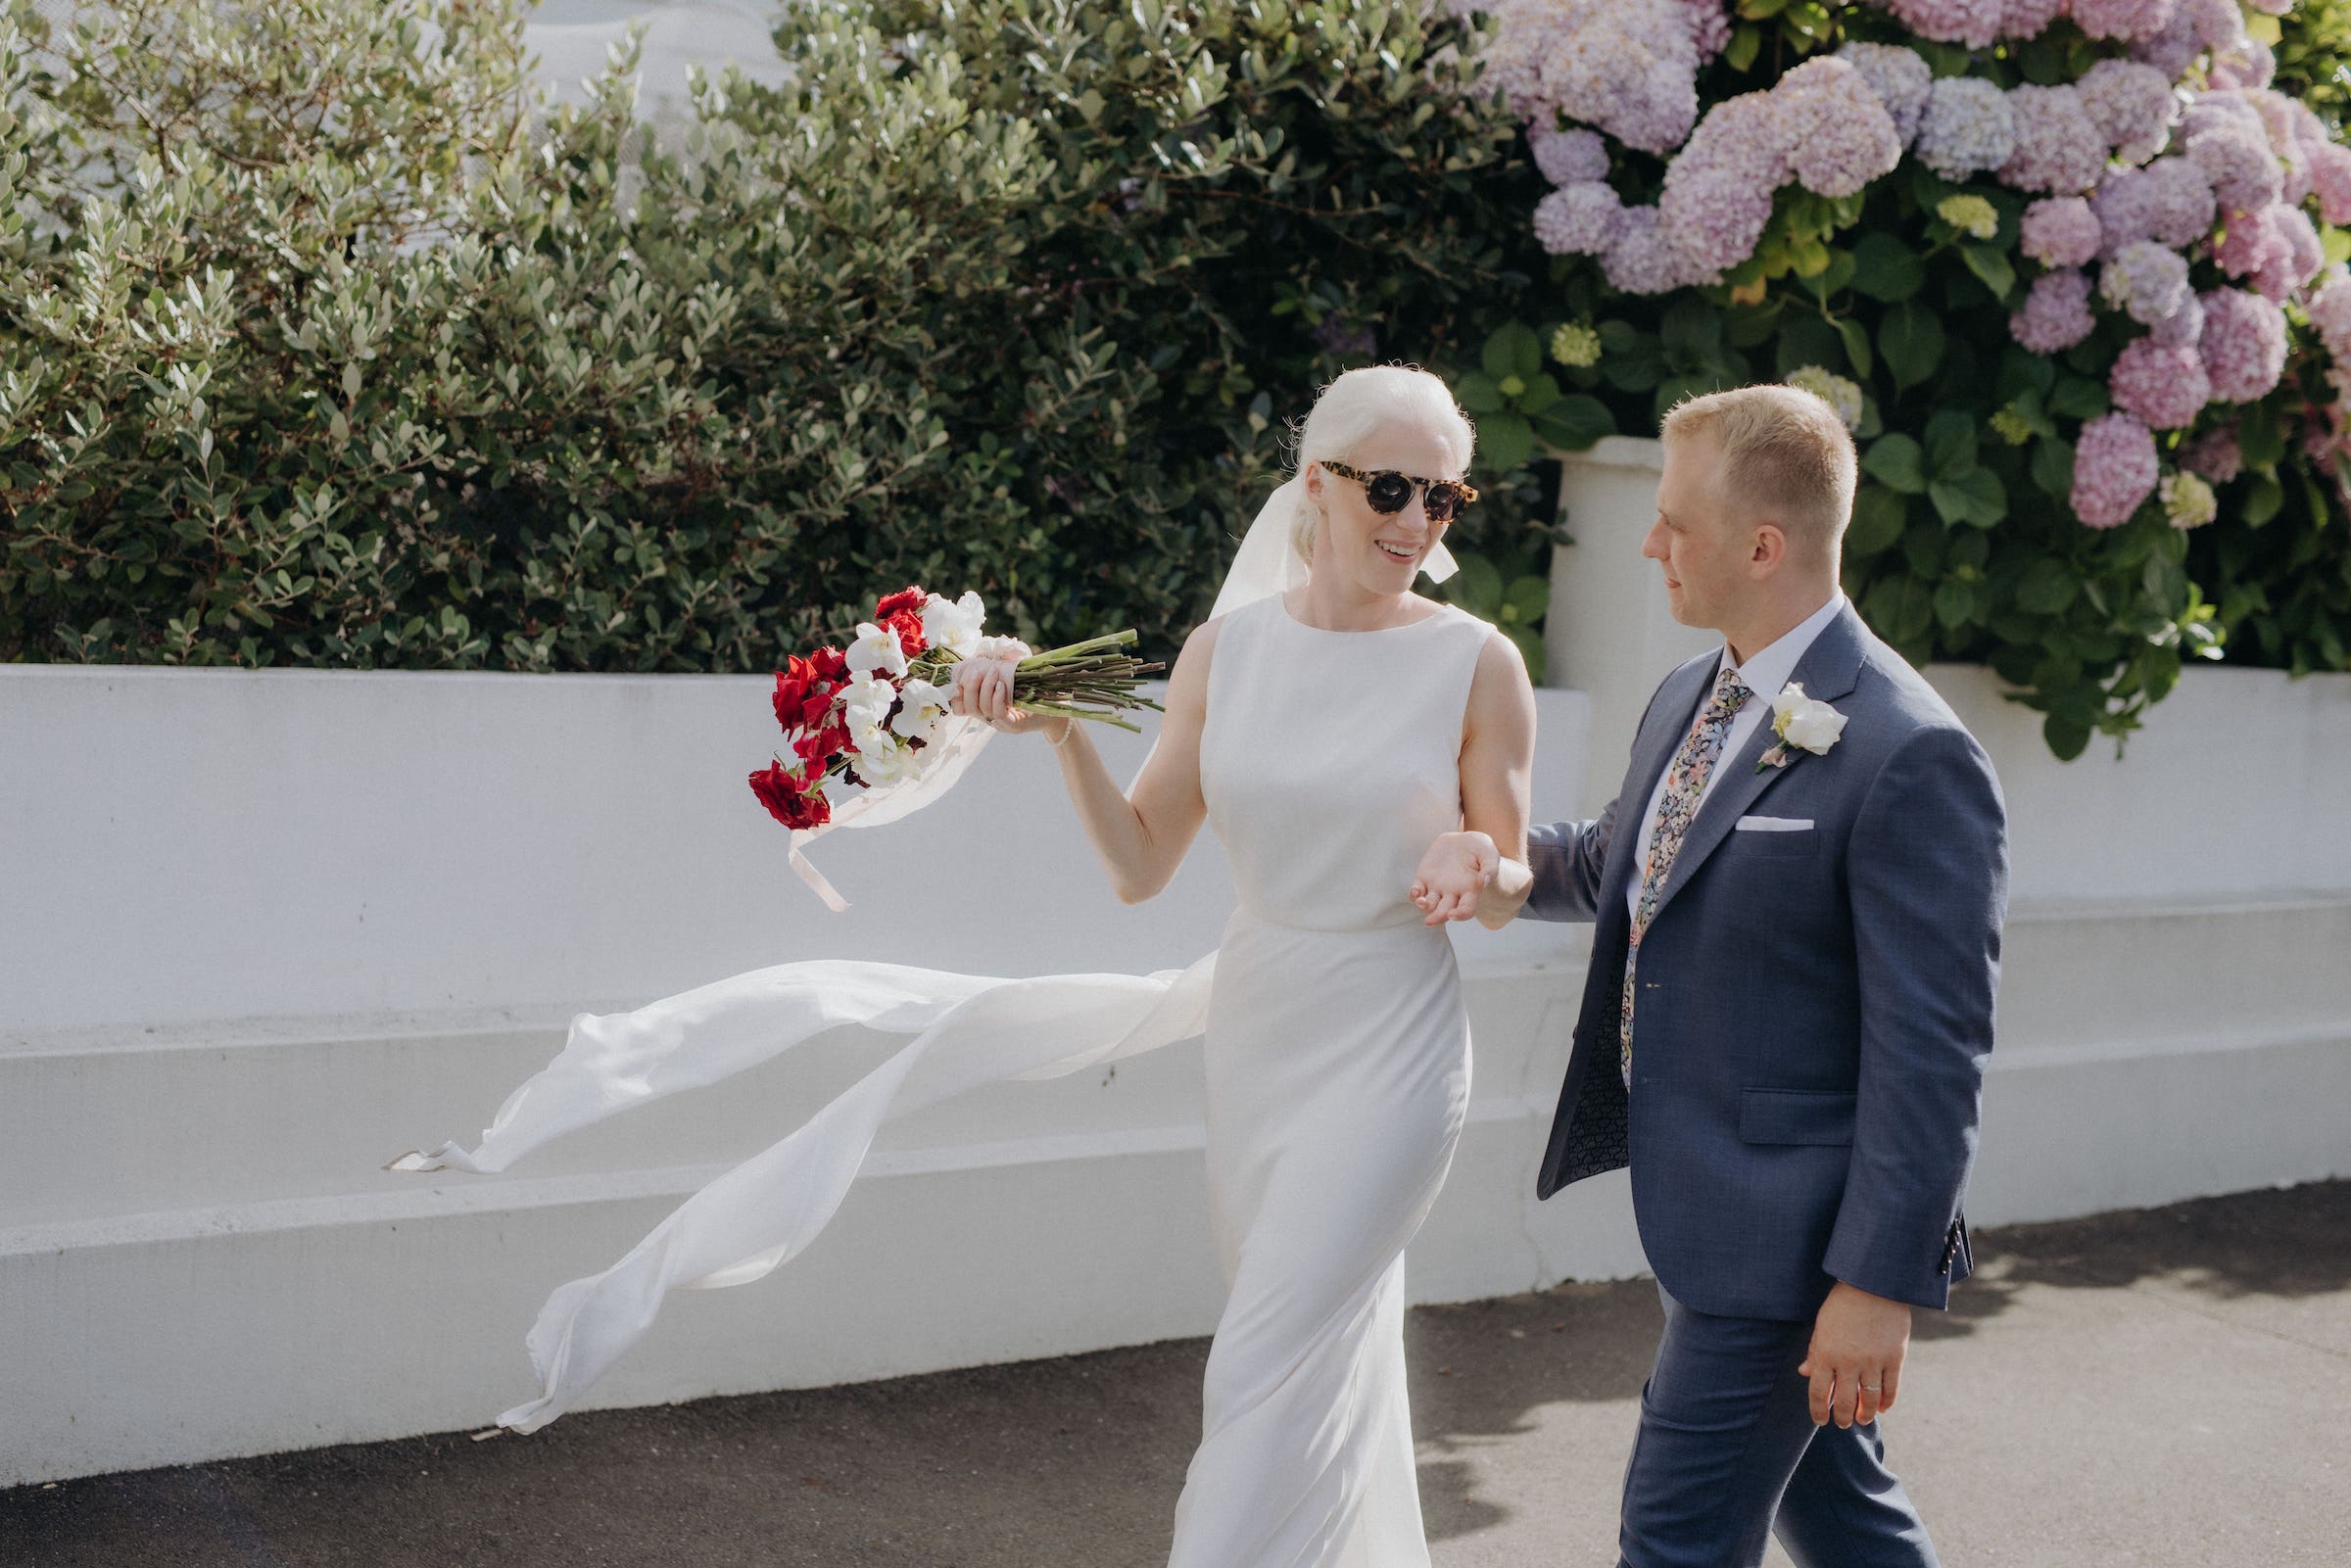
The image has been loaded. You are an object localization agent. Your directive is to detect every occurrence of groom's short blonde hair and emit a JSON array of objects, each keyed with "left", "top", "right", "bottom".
[{"left": 1660, "top": 385, "right": 1857, "bottom": 565}]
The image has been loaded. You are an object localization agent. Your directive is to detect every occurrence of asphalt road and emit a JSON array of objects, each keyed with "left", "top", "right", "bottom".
[{"left": 7, "top": 1182, "right": 2346, "bottom": 1567}]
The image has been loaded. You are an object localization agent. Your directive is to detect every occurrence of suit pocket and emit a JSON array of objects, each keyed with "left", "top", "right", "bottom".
[{"left": 1739, "top": 1087, "right": 1857, "bottom": 1146}]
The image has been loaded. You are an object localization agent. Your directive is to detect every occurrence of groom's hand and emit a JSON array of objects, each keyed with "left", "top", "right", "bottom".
[{"left": 1798, "top": 1281, "right": 1911, "bottom": 1429}]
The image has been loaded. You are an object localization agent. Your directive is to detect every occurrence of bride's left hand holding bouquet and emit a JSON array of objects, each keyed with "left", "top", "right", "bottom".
[{"left": 752, "top": 586, "right": 1163, "bottom": 908}]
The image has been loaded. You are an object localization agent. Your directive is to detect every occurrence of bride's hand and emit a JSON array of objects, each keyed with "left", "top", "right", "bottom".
[
  {"left": 949, "top": 636, "right": 1063, "bottom": 738},
  {"left": 1411, "top": 831, "right": 1499, "bottom": 926}
]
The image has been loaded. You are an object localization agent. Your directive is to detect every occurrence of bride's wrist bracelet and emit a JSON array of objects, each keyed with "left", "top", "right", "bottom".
[{"left": 1047, "top": 717, "right": 1078, "bottom": 750}]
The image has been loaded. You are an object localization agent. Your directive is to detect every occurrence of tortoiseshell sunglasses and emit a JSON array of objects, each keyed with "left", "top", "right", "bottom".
[{"left": 1320, "top": 461, "right": 1479, "bottom": 523}]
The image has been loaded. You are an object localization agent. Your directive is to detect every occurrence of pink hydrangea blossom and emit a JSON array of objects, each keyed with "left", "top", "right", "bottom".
[
  {"left": 2198, "top": 287, "right": 2290, "bottom": 403},
  {"left": 2305, "top": 269, "right": 2351, "bottom": 360},
  {"left": 2071, "top": 0, "right": 2179, "bottom": 42},
  {"left": 2001, "top": 0, "right": 2070, "bottom": 38},
  {"left": 2131, "top": 7, "right": 2201, "bottom": 77},
  {"left": 1658, "top": 165, "right": 1775, "bottom": 278},
  {"left": 2312, "top": 143, "right": 2351, "bottom": 227},
  {"left": 1602, "top": 207, "right": 1697, "bottom": 294},
  {"left": 2021, "top": 197, "right": 2103, "bottom": 267},
  {"left": 1885, "top": 0, "right": 2005, "bottom": 49},
  {"left": 2186, "top": 125, "right": 2284, "bottom": 213},
  {"left": 1534, "top": 181, "right": 1625, "bottom": 255},
  {"left": 2001, "top": 84, "right": 2111, "bottom": 196},
  {"left": 2090, "top": 158, "right": 2217, "bottom": 254},
  {"left": 2077, "top": 59, "right": 2177, "bottom": 166},
  {"left": 1916, "top": 77, "right": 2016, "bottom": 181},
  {"left": 2209, "top": 37, "right": 2277, "bottom": 91},
  {"left": 2101, "top": 241, "right": 2193, "bottom": 326},
  {"left": 2147, "top": 291, "right": 2207, "bottom": 349},
  {"left": 2179, "top": 424, "right": 2244, "bottom": 484},
  {"left": 1484, "top": 0, "right": 1703, "bottom": 155},
  {"left": 2012, "top": 268, "right": 2098, "bottom": 353},
  {"left": 1677, "top": 89, "right": 1798, "bottom": 189},
  {"left": 2071, "top": 413, "right": 2161, "bottom": 528},
  {"left": 2183, "top": 0, "right": 2248, "bottom": 50},
  {"left": 1673, "top": 0, "right": 1734, "bottom": 62},
  {"left": 1837, "top": 41, "right": 1934, "bottom": 146},
  {"left": 1531, "top": 126, "right": 1611, "bottom": 186},
  {"left": 2108, "top": 338, "right": 2211, "bottom": 429},
  {"left": 1779, "top": 57, "right": 1904, "bottom": 198},
  {"left": 2215, "top": 204, "right": 2325, "bottom": 303}
]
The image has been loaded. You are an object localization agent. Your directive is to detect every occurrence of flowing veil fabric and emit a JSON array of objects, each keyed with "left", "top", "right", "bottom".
[{"left": 391, "top": 466, "right": 1456, "bottom": 1436}]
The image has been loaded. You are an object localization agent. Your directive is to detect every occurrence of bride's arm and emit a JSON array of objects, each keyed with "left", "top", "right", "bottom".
[
  {"left": 952, "top": 619, "right": 1217, "bottom": 905},
  {"left": 1413, "top": 631, "right": 1536, "bottom": 929}
]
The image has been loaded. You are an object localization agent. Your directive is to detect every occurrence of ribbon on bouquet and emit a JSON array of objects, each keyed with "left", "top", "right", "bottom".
[{"left": 784, "top": 713, "right": 997, "bottom": 912}]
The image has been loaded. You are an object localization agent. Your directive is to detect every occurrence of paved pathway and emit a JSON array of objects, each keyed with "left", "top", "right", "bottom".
[{"left": 7, "top": 1183, "right": 2346, "bottom": 1566}]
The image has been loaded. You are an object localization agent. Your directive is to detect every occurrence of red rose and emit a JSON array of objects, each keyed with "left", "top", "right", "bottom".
[
  {"left": 873, "top": 586, "right": 927, "bottom": 622},
  {"left": 792, "top": 720, "right": 849, "bottom": 768},
  {"left": 884, "top": 607, "right": 926, "bottom": 659},
  {"left": 749, "top": 760, "right": 830, "bottom": 830},
  {"left": 772, "top": 656, "right": 821, "bottom": 733},
  {"left": 807, "top": 644, "right": 849, "bottom": 685}
]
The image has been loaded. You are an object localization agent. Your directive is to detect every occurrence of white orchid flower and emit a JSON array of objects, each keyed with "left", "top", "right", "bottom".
[
  {"left": 1770, "top": 683, "right": 1849, "bottom": 755},
  {"left": 889, "top": 677, "right": 954, "bottom": 742},
  {"left": 922, "top": 591, "right": 985, "bottom": 658},
  {"left": 840, "top": 672, "right": 897, "bottom": 730},
  {"left": 845, "top": 621, "right": 908, "bottom": 680}
]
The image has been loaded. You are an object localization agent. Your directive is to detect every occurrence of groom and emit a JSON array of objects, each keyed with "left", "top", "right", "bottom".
[{"left": 1489, "top": 384, "right": 2007, "bottom": 1567}]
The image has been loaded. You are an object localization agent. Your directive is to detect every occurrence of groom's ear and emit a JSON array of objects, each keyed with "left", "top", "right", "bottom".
[{"left": 1748, "top": 518, "right": 1791, "bottom": 575}]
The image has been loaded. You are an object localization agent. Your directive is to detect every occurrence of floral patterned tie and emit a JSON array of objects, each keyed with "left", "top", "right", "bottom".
[{"left": 1619, "top": 665, "right": 1752, "bottom": 1088}]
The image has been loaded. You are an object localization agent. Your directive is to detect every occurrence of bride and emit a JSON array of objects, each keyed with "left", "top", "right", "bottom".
[{"left": 395, "top": 364, "right": 1538, "bottom": 1567}]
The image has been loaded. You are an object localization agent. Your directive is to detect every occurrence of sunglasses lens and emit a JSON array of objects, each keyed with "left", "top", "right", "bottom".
[
  {"left": 1365, "top": 473, "right": 1414, "bottom": 512},
  {"left": 1423, "top": 486, "right": 1465, "bottom": 521}
]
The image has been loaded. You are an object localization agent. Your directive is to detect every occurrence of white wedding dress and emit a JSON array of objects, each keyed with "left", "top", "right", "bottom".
[{"left": 395, "top": 590, "right": 1493, "bottom": 1568}]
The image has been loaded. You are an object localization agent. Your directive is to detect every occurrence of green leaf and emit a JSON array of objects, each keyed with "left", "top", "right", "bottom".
[
  {"left": 1503, "top": 574, "right": 1551, "bottom": 620},
  {"left": 1850, "top": 234, "right": 1927, "bottom": 303},
  {"left": 2244, "top": 470, "right": 2284, "bottom": 527},
  {"left": 1483, "top": 322, "right": 1543, "bottom": 382},
  {"left": 2237, "top": 404, "right": 2285, "bottom": 469},
  {"left": 2042, "top": 711, "right": 2092, "bottom": 762},
  {"left": 1453, "top": 552, "right": 1503, "bottom": 612},
  {"left": 1847, "top": 487, "right": 1907, "bottom": 557},
  {"left": 1958, "top": 242, "right": 2016, "bottom": 302},
  {"left": 2049, "top": 377, "right": 2109, "bottom": 420},
  {"left": 1725, "top": 23, "right": 1763, "bottom": 72},
  {"left": 2016, "top": 557, "right": 2081, "bottom": 615},
  {"left": 1879, "top": 300, "right": 1945, "bottom": 390},
  {"left": 1514, "top": 373, "right": 1563, "bottom": 415},
  {"left": 1529, "top": 395, "right": 1616, "bottom": 452},
  {"left": 2032, "top": 436, "right": 2075, "bottom": 499},
  {"left": 1862, "top": 434, "right": 1929, "bottom": 494},
  {"left": 1834, "top": 315, "right": 1873, "bottom": 378},
  {"left": 1929, "top": 465, "right": 2006, "bottom": 527},
  {"left": 1934, "top": 579, "right": 1975, "bottom": 630},
  {"left": 1482, "top": 411, "right": 1535, "bottom": 473},
  {"left": 1924, "top": 410, "right": 1978, "bottom": 478},
  {"left": 1456, "top": 371, "right": 1507, "bottom": 415}
]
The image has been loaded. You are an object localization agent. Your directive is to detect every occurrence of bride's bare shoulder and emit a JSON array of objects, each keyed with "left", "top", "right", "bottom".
[{"left": 1163, "top": 611, "right": 1230, "bottom": 711}]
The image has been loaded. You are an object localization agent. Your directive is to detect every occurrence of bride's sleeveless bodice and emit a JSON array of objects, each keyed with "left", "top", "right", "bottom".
[{"left": 1201, "top": 594, "right": 1492, "bottom": 932}]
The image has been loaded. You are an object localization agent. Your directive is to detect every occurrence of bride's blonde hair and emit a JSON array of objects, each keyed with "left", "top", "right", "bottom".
[{"left": 1286, "top": 366, "right": 1476, "bottom": 566}]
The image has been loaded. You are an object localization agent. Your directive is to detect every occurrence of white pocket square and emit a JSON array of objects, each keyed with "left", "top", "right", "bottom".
[{"left": 1734, "top": 815, "right": 1815, "bottom": 832}]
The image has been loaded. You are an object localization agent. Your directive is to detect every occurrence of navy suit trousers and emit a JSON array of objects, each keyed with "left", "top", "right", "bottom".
[{"left": 1617, "top": 1285, "right": 1938, "bottom": 1568}]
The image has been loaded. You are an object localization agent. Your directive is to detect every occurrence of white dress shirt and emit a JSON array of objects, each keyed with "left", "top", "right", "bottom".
[{"left": 1624, "top": 594, "right": 1849, "bottom": 918}]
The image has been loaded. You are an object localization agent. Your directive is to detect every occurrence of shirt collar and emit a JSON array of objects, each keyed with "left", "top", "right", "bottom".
[{"left": 1718, "top": 593, "right": 1847, "bottom": 706}]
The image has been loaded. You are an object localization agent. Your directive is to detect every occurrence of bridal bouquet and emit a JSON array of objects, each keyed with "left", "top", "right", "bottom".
[{"left": 751, "top": 585, "right": 1163, "bottom": 907}]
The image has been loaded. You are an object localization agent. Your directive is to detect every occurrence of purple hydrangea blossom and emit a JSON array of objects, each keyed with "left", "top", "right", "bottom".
[
  {"left": 1676, "top": 89, "right": 1798, "bottom": 189},
  {"left": 2001, "top": 84, "right": 2110, "bottom": 196},
  {"left": 1837, "top": 41, "right": 1934, "bottom": 146},
  {"left": 1780, "top": 57, "right": 1904, "bottom": 199},
  {"left": 2186, "top": 125, "right": 2284, "bottom": 212},
  {"left": 1916, "top": 77, "right": 2017, "bottom": 181},
  {"left": 2131, "top": 7, "right": 2201, "bottom": 77},
  {"left": 2071, "top": 0, "right": 2180, "bottom": 42},
  {"left": 2021, "top": 197, "right": 2103, "bottom": 267},
  {"left": 1533, "top": 181, "right": 1625, "bottom": 255},
  {"left": 2245, "top": 0, "right": 2294, "bottom": 16},
  {"left": 2090, "top": 158, "right": 2218, "bottom": 254},
  {"left": 1659, "top": 165, "right": 1776, "bottom": 277},
  {"left": 2101, "top": 240, "right": 2194, "bottom": 325},
  {"left": 2179, "top": 424, "right": 2244, "bottom": 484},
  {"left": 2012, "top": 267, "right": 2098, "bottom": 353},
  {"left": 1885, "top": 0, "right": 2005, "bottom": 48},
  {"left": 2214, "top": 204, "right": 2324, "bottom": 303},
  {"left": 2209, "top": 37, "right": 2277, "bottom": 91},
  {"left": 2147, "top": 291, "right": 2207, "bottom": 349},
  {"left": 1531, "top": 126, "right": 1611, "bottom": 186},
  {"left": 1483, "top": 0, "right": 1703, "bottom": 155},
  {"left": 2313, "top": 143, "right": 2351, "bottom": 227},
  {"left": 1673, "top": 0, "right": 1734, "bottom": 63},
  {"left": 2305, "top": 269, "right": 2351, "bottom": 360},
  {"left": 2070, "top": 413, "right": 2161, "bottom": 528},
  {"left": 2198, "top": 287, "right": 2290, "bottom": 403},
  {"left": 2183, "top": 0, "right": 2248, "bottom": 50},
  {"left": 2108, "top": 337, "right": 2212, "bottom": 429},
  {"left": 1603, "top": 207, "right": 1698, "bottom": 294},
  {"left": 2000, "top": 0, "right": 2070, "bottom": 39},
  {"left": 2077, "top": 59, "right": 2178, "bottom": 166}
]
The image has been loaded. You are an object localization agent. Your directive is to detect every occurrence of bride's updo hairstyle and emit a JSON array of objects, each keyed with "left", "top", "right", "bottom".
[{"left": 1287, "top": 366, "right": 1476, "bottom": 566}]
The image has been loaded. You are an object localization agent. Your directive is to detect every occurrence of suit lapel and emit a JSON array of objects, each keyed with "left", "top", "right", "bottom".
[{"left": 1648, "top": 603, "right": 1869, "bottom": 923}]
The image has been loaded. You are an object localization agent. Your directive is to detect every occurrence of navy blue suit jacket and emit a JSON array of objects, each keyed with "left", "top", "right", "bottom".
[{"left": 1525, "top": 604, "right": 2008, "bottom": 1319}]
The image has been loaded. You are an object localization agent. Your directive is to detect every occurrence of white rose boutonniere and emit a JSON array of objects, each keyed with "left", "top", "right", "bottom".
[{"left": 1757, "top": 683, "right": 1848, "bottom": 773}]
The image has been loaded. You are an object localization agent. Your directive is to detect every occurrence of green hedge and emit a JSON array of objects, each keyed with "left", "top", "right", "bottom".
[{"left": 0, "top": 0, "right": 1545, "bottom": 670}]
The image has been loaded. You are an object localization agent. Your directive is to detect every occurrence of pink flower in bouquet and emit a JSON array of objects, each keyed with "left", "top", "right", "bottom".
[
  {"left": 2021, "top": 198, "right": 2103, "bottom": 267},
  {"left": 2071, "top": 413, "right": 2161, "bottom": 528},
  {"left": 2011, "top": 268, "right": 2098, "bottom": 353},
  {"left": 2198, "top": 288, "right": 2289, "bottom": 403},
  {"left": 2109, "top": 338, "right": 2212, "bottom": 429}
]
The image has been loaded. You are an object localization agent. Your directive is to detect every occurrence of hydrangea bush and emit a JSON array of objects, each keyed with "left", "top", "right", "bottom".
[{"left": 1479, "top": 0, "right": 2351, "bottom": 755}]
